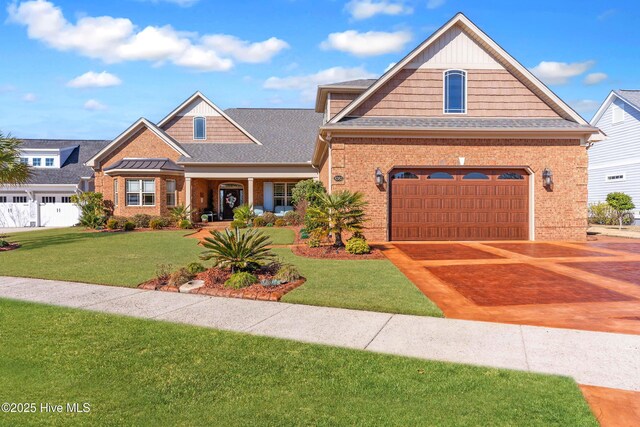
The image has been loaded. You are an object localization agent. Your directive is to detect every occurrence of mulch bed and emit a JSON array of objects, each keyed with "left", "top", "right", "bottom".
[
  {"left": 138, "top": 267, "right": 306, "bottom": 301},
  {"left": 0, "top": 243, "right": 20, "bottom": 252},
  {"left": 292, "top": 244, "right": 386, "bottom": 260}
]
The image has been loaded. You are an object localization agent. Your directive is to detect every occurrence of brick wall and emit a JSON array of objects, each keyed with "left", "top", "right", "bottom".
[
  {"left": 162, "top": 115, "right": 252, "bottom": 143},
  {"left": 330, "top": 137, "right": 588, "bottom": 242}
]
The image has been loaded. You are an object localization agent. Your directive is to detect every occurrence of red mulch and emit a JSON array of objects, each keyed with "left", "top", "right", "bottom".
[
  {"left": 292, "top": 244, "right": 386, "bottom": 260},
  {"left": 0, "top": 243, "right": 20, "bottom": 252}
]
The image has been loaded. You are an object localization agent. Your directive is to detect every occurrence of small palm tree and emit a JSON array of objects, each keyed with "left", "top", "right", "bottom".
[
  {"left": 233, "top": 204, "right": 256, "bottom": 225},
  {"left": 306, "top": 190, "right": 367, "bottom": 247},
  {"left": 200, "top": 227, "right": 275, "bottom": 272},
  {"left": 0, "top": 132, "right": 31, "bottom": 185},
  {"left": 170, "top": 205, "right": 193, "bottom": 224}
]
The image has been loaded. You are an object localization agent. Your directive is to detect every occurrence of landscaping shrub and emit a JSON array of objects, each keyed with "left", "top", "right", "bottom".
[
  {"left": 186, "top": 262, "right": 206, "bottom": 275},
  {"left": 149, "top": 218, "right": 164, "bottom": 230},
  {"left": 274, "top": 218, "right": 286, "bottom": 227},
  {"left": 607, "top": 192, "right": 636, "bottom": 229},
  {"left": 71, "top": 192, "right": 108, "bottom": 229},
  {"left": 0, "top": 239, "right": 8, "bottom": 248},
  {"left": 307, "top": 237, "right": 321, "bottom": 248},
  {"left": 132, "top": 214, "right": 152, "bottom": 228},
  {"left": 300, "top": 230, "right": 310, "bottom": 239},
  {"left": 274, "top": 264, "right": 301, "bottom": 283},
  {"left": 252, "top": 216, "right": 266, "bottom": 227},
  {"left": 170, "top": 205, "right": 193, "bottom": 224},
  {"left": 346, "top": 237, "right": 371, "bottom": 255},
  {"left": 284, "top": 210, "right": 302, "bottom": 226},
  {"left": 201, "top": 228, "right": 275, "bottom": 272},
  {"left": 233, "top": 204, "right": 255, "bottom": 225},
  {"left": 179, "top": 219, "right": 193, "bottom": 229},
  {"left": 261, "top": 212, "right": 276, "bottom": 226},
  {"left": 306, "top": 190, "right": 368, "bottom": 247},
  {"left": 230, "top": 219, "right": 247, "bottom": 229},
  {"left": 155, "top": 263, "right": 173, "bottom": 280},
  {"left": 123, "top": 221, "right": 136, "bottom": 231},
  {"left": 291, "top": 179, "right": 326, "bottom": 207},
  {"left": 168, "top": 268, "right": 194, "bottom": 288},
  {"left": 110, "top": 216, "right": 128, "bottom": 229},
  {"left": 225, "top": 271, "right": 257, "bottom": 289},
  {"left": 106, "top": 218, "right": 119, "bottom": 230}
]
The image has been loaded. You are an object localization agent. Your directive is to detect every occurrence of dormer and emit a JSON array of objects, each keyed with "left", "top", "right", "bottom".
[
  {"left": 315, "top": 80, "right": 376, "bottom": 122},
  {"left": 19, "top": 145, "right": 78, "bottom": 169}
]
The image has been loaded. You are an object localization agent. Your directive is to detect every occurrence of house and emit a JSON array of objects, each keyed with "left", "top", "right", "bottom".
[
  {"left": 589, "top": 90, "right": 640, "bottom": 222},
  {"left": 7, "top": 13, "right": 602, "bottom": 241},
  {"left": 0, "top": 140, "right": 108, "bottom": 227}
]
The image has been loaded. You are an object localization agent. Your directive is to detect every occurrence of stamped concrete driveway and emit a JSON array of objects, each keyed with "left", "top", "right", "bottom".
[{"left": 381, "top": 237, "right": 640, "bottom": 335}]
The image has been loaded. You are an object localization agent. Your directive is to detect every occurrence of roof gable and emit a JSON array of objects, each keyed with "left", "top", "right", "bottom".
[
  {"left": 591, "top": 90, "right": 640, "bottom": 125},
  {"left": 330, "top": 13, "right": 588, "bottom": 125},
  {"left": 85, "top": 118, "right": 190, "bottom": 168},
  {"left": 157, "top": 91, "right": 261, "bottom": 145}
]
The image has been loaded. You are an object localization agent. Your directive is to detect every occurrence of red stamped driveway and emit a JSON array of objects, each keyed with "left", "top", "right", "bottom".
[{"left": 380, "top": 237, "right": 640, "bottom": 335}]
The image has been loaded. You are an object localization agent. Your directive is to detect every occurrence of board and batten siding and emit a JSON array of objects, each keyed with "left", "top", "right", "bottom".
[{"left": 589, "top": 97, "right": 640, "bottom": 220}]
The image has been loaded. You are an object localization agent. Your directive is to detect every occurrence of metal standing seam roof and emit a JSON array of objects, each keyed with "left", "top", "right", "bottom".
[
  {"left": 323, "top": 116, "right": 598, "bottom": 130},
  {"left": 104, "top": 158, "right": 183, "bottom": 171},
  {"left": 615, "top": 90, "right": 640, "bottom": 111}
]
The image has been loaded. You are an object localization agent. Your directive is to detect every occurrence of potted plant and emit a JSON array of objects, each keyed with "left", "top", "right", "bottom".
[{"left": 201, "top": 213, "right": 209, "bottom": 223}]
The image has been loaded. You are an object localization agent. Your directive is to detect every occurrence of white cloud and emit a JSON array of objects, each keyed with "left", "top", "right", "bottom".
[
  {"left": 427, "top": 0, "right": 446, "bottom": 9},
  {"left": 320, "top": 30, "right": 411, "bottom": 57},
  {"left": 264, "top": 66, "right": 377, "bottom": 100},
  {"left": 572, "top": 99, "right": 601, "bottom": 114},
  {"left": 201, "top": 35, "right": 289, "bottom": 63},
  {"left": 22, "top": 93, "right": 37, "bottom": 102},
  {"left": 67, "top": 71, "right": 122, "bottom": 88},
  {"left": 584, "top": 72, "right": 607, "bottom": 85},
  {"left": 84, "top": 99, "right": 107, "bottom": 111},
  {"left": 345, "top": 0, "right": 413, "bottom": 20},
  {"left": 530, "top": 60, "right": 595, "bottom": 85},
  {"left": 7, "top": 1, "right": 287, "bottom": 72}
]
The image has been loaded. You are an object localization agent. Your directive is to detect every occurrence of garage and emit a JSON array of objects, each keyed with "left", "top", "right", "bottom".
[
  {"left": 39, "top": 195, "right": 80, "bottom": 227},
  {"left": 390, "top": 168, "right": 529, "bottom": 241}
]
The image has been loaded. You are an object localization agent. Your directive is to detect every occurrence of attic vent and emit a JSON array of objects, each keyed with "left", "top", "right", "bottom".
[{"left": 612, "top": 104, "right": 625, "bottom": 124}]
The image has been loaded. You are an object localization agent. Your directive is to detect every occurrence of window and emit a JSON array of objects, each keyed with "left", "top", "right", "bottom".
[
  {"left": 19, "top": 158, "right": 28, "bottom": 165},
  {"left": 13, "top": 196, "right": 27, "bottom": 203},
  {"left": 42, "top": 196, "right": 56, "bottom": 203},
  {"left": 126, "top": 179, "right": 155, "bottom": 206},
  {"left": 61, "top": 196, "right": 72, "bottom": 203},
  {"left": 612, "top": 104, "right": 625, "bottom": 124},
  {"left": 498, "top": 172, "right": 524, "bottom": 180},
  {"left": 45, "top": 158, "right": 54, "bottom": 167},
  {"left": 193, "top": 117, "right": 206, "bottom": 140},
  {"left": 427, "top": 171, "right": 454, "bottom": 180},
  {"left": 0, "top": 196, "right": 6, "bottom": 203},
  {"left": 444, "top": 70, "right": 467, "bottom": 114},
  {"left": 166, "top": 179, "right": 177, "bottom": 206},
  {"left": 606, "top": 173, "right": 625, "bottom": 182},
  {"left": 273, "top": 183, "right": 294, "bottom": 207},
  {"left": 32, "top": 158, "right": 41, "bottom": 167},
  {"left": 462, "top": 172, "right": 490, "bottom": 180},
  {"left": 114, "top": 180, "right": 119, "bottom": 207},
  {"left": 392, "top": 172, "right": 419, "bottom": 179}
]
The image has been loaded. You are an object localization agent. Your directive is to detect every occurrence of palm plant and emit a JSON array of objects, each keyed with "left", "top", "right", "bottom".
[
  {"left": 233, "top": 204, "right": 256, "bottom": 225},
  {"left": 0, "top": 132, "right": 31, "bottom": 185},
  {"left": 170, "top": 205, "right": 193, "bottom": 224},
  {"left": 200, "top": 227, "right": 275, "bottom": 272},
  {"left": 306, "top": 190, "right": 367, "bottom": 247}
]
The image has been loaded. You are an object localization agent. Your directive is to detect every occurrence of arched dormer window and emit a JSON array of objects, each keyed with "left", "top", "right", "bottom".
[
  {"left": 193, "top": 116, "right": 206, "bottom": 140},
  {"left": 444, "top": 70, "right": 467, "bottom": 114}
]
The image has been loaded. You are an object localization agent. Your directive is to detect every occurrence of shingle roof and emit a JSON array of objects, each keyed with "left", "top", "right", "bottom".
[
  {"left": 323, "top": 79, "right": 377, "bottom": 88},
  {"left": 615, "top": 90, "right": 640, "bottom": 111},
  {"left": 18, "top": 139, "right": 109, "bottom": 185},
  {"left": 325, "top": 117, "right": 597, "bottom": 130},
  {"left": 178, "top": 108, "right": 323, "bottom": 164},
  {"left": 104, "top": 158, "right": 183, "bottom": 172}
]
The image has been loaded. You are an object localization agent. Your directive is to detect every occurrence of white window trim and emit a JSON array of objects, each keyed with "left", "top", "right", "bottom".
[
  {"left": 273, "top": 182, "right": 294, "bottom": 207},
  {"left": 32, "top": 157, "right": 42, "bottom": 167},
  {"left": 166, "top": 179, "right": 177, "bottom": 207},
  {"left": 443, "top": 69, "right": 468, "bottom": 115},
  {"left": 125, "top": 178, "right": 156, "bottom": 207},
  {"left": 193, "top": 116, "right": 206, "bottom": 140},
  {"left": 605, "top": 173, "right": 626, "bottom": 182},
  {"left": 114, "top": 179, "right": 119, "bottom": 207}
]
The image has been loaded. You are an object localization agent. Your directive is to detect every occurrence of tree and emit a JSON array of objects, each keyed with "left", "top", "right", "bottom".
[
  {"left": 306, "top": 190, "right": 367, "bottom": 248},
  {"left": 606, "top": 192, "right": 635, "bottom": 230},
  {"left": 71, "top": 192, "right": 108, "bottom": 229},
  {"left": 291, "top": 179, "right": 326, "bottom": 207},
  {"left": 0, "top": 132, "right": 31, "bottom": 185}
]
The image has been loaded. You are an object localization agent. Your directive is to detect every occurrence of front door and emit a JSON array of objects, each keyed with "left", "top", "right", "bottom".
[{"left": 221, "top": 189, "right": 242, "bottom": 220}]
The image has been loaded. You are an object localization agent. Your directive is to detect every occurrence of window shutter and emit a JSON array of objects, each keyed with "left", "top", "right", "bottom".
[{"left": 263, "top": 182, "right": 274, "bottom": 211}]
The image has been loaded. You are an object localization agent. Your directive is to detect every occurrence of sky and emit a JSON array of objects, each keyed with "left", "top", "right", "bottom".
[{"left": 0, "top": 0, "right": 638, "bottom": 139}]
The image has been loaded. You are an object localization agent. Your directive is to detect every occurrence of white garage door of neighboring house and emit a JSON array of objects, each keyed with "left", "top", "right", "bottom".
[
  {"left": 0, "top": 196, "right": 32, "bottom": 227},
  {"left": 39, "top": 195, "right": 80, "bottom": 227}
]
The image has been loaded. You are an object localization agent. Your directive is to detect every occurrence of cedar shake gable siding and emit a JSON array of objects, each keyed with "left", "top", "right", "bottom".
[{"left": 162, "top": 115, "right": 253, "bottom": 143}]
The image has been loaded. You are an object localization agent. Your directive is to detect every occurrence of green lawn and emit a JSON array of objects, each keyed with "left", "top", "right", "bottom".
[
  {"left": 0, "top": 299, "right": 596, "bottom": 426},
  {"left": 0, "top": 228, "right": 203, "bottom": 287},
  {"left": 255, "top": 226, "right": 295, "bottom": 245},
  {"left": 276, "top": 248, "right": 443, "bottom": 317}
]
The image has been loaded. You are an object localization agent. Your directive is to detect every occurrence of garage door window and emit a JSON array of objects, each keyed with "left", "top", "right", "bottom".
[
  {"left": 61, "top": 197, "right": 71, "bottom": 203},
  {"left": 462, "top": 172, "right": 490, "bottom": 180},
  {"left": 13, "top": 196, "right": 27, "bottom": 203},
  {"left": 427, "top": 171, "right": 454, "bottom": 179},
  {"left": 392, "top": 172, "right": 419, "bottom": 179},
  {"left": 42, "top": 197, "right": 56, "bottom": 203},
  {"left": 0, "top": 196, "right": 6, "bottom": 203},
  {"left": 498, "top": 172, "right": 524, "bottom": 180}
]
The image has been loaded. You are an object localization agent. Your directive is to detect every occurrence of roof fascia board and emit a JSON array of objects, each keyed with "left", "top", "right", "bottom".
[{"left": 590, "top": 91, "right": 617, "bottom": 125}]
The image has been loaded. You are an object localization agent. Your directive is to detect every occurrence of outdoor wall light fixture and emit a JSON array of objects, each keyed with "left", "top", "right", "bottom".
[
  {"left": 542, "top": 168, "right": 553, "bottom": 189},
  {"left": 375, "top": 167, "right": 384, "bottom": 186}
]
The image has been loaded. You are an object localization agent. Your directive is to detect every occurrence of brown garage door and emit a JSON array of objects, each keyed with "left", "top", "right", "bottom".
[{"left": 390, "top": 169, "right": 529, "bottom": 241}]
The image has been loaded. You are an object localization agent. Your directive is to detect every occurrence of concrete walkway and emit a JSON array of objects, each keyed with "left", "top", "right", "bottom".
[
  {"left": 1, "top": 276, "right": 639, "bottom": 392},
  {"left": 589, "top": 225, "right": 640, "bottom": 239}
]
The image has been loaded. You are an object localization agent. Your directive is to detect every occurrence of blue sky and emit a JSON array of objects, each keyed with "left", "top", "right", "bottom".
[{"left": 0, "top": 0, "right": 638, "bottom": 139}]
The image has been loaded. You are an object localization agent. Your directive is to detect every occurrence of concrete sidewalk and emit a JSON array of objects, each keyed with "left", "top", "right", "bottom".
[{"left": 1, "top": 276, "right": 639, "bottom": 392}]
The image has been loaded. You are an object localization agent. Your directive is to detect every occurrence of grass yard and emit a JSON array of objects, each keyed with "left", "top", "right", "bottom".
[
  {"left": 0, "top": 228, "right": 202, "bottom": 287},
  {"left": 0, "top": 299, "right": 596, "bottom": 426},
  {"left": 254, "top": 226, "right": 295, "bottom": 245},
  {"left": 275, "top": 248, "right": 443, "bottom": 317}
]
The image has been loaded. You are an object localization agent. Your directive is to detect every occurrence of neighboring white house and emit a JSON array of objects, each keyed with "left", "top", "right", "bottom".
[
  {"left": 0, "top": 139, "right": 108, "bottom": 227},
  {"left": 589, "top": 90, "right": 640, "bottom": 223}
]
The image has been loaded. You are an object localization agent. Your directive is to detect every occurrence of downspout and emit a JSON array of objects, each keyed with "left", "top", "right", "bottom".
[{"left": 318, "top": 133, "right": 332, "bottom": 193}]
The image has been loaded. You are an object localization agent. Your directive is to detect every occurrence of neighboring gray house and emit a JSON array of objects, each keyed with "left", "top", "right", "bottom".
[{"left": 589, "top": 90, "right": 640, "bottom": 222}]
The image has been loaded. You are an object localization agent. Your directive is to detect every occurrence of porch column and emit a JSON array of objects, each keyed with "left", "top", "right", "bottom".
[
  {"left": 247, "top": 178, "right": 254, "bottom": 207},
  {"left": 185, "top": 177, "right": 192, "bottom": 210}
]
